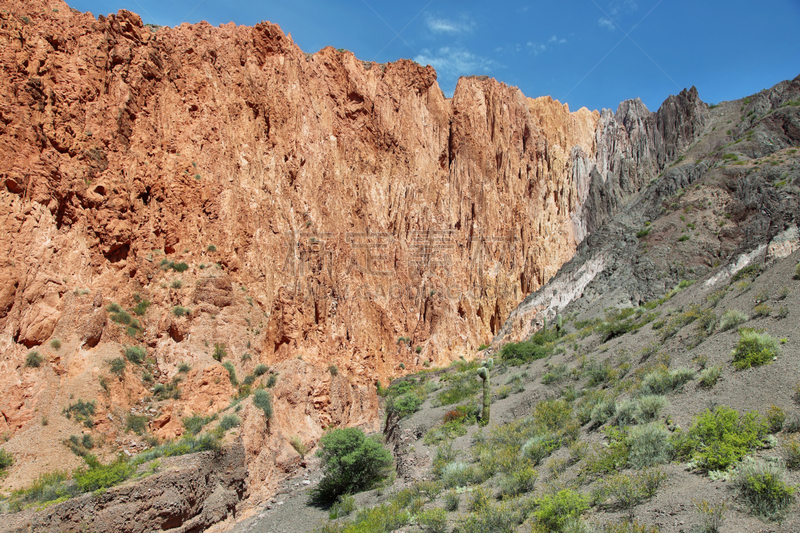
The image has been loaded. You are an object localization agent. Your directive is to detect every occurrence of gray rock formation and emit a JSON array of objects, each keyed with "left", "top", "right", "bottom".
[
  {"left": 496, "top": 75, "right": 800, "bottom": 345},
  {"left": 574, "top": 87, "right": 707, "bottom": 240}
]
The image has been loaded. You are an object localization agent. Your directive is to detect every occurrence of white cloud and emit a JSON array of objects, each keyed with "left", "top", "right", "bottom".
[
  {"left": 548, "top": 35, "right": 568, "bottom": 44},
  {"left": 598, "top": 17, "right": 616, "bottom": 30},
  {"left": 609, "top": 0, "right": 638, "bottom": 17},
  {"left": 414, "top": 47, "right": 496, "bottom": 78},
  {"left": 527, "top": 41, "right": 546, "bottom": 55},
  {"left": 425, "top": 15, "right": 476, "bottom": 34}
]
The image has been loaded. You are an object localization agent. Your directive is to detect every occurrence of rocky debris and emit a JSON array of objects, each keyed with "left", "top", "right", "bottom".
[
  {"left": 0, "top": 444, "right": 247, "bottom": 533},
  {"left": 193, "top": 276, "right": 235, "bottom": 308}
]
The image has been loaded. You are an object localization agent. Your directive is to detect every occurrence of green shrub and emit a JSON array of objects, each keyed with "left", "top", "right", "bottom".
[
  {"left": 582, "top": 358, "right": 614, "bottom": 386},
  {"left": 765, "top": 405, "right": 786, "bottom": 433},
  {"left": 152, "top": 378, "right": 181, "bottom": 400},
  {"left": 499, "top": 326, "right": 558, "bottom": 364},
  {"left": 596, "top": 308, "right": 658, "bottom": 343},
  {"left": 123, "top": 345, "right": 146, "bottom": 364},
  {"left": 521, "top": 434, "right": 561, "bottom": 465},
  {"left": 266, "top": 373, "right": 278, "bottom": 388},
  {"left": 64, "top": 400, "right": 96, "bottom": 427},
  {"left": 329, "top": 364, "right": 338, "bottom": 376},
  {"left": 254, "top": 364, "right": 269, "bottom": 377},
  {"left": 636, "top": 395, "right": 668, "bottom": 422},
  {"left": 289, "top": 435, "right": 307, "bottom": 457},
  {"left": 132, "top": 299, "right": 151, "bottom": 316},
  {"left": 599, "top": 468, "right": 667, "bottom": 514},
  {"left": 66, "top": 434, "right": 95, "bottom": 457},
  {"left": 693, "top": 499, "right": 726, "bottom": 533},
  {"left": 328, "top": 493, "right": 357, "bottom": 519},
  {"left": 614, "top": 399, "right": 639, "bottom": 426},
  {"left": 207, "top": 244, "right": 217, "bottom": 252},
  {"left": 639, "top": 367, "right": 695, "bottom": 395},
  {"left": 468, "top": 486, "right": 490, "bottom": 512},
  {"left": 424, "top": 418, "right": 469, "bottom": 445},
  {"left": 785, "top": 435, "right": 800, "bottom": 469},
  {"left": 719, "top": 309, "right": 747, "bottom": 331},
  {"left": 171, "top": 262, "right": 189, "bottom": 272},
  {"left": 25, "top": 351, "right": 43, "bottom": 368},
  {"left": 0, "top": 449, "right": 13, "bottom": 474},
  {"left": 732, "top": 329, "right": 778, "bottom": 369},
  {"left": 108, "top": 357, "right": 126, "bottom": 376},
  {"left": 731, "top": 264, "right": 762, "bottom": 283},
  {"left": 441, "top": 461, "right": 475, "bottom": 488},
  {"left": 733, "top": 458, "right": 795, "bottom": 519},
  {"left": 498, "top": 465, "right": 538, "bottom": 497},
  {"left": 580, "top": 428, "right": 630, "bottom": 479},
  {"left": 390, "top": 392, "right": 422, "bottom": 418},
  {"left": 785, "top": 412, "right": 800, "bottom": 433},
  {"left": 753, "top": 303, "right": 771, "bottom": 317},
  {"left": 222, "top": 361, "right": 238, "bottom": 386},
  {"left": 73, "top": 457, "right": 134, "bottom": 493},
  {"left": 131, "top": 434, "right": 220, "bottom": 465},
  {"left": 178, "top": 362, "right": 191, "bottom": 373},
  {"left": 542, "top": 363, "right": 569, "bottom": 384},
  {"left": 253, "top": 389, "right": 273, "bottom": 419},
  {"left": 699, "top": 365, "right": 722, "bottom": 388},
  {"left": 590, "top": 398, "right": 617, "bottom": 427},
  {"left": 533, "top": 489, "right": 589, "bottom": 532},
  {"left": 444, "top": 489, "right": 459, "bottom": 511},
  {"left": 436, "top": 372, "right": 480, "bottom": 406},
  {"left": 495, "top": 385, "right": 512, "bottom": 399},
  {"left": 7, "top": 470, "right": 71, "bottom": 509},
  {"left": 50, "top": 339, "right": 62, "bottom": 350},
  {"left": 533, "top": 398, "right": 575, "bottom": 433},
  {"left": 213, "top": 343, "right": 227, "bottom": 361},
  {"left": 126, "top": 414, "right": 148, "bottom": 435},
  {"left": 312, "top": 427, "right": 393, "bottom": 503},
  {"left": 107, "top": 304, "right": 141, "bottom": 334},
  {"left": 172, "top": 306, "right": 190, "bottom": 317},
  {"left": 182, "top": 414, "right": 215, "bottom": 435},
  {"left": 170, "top": 280, "right": 183, "bottom": 289},
  {"left": 628, "top": 423, "right": 673, "bottom": 469},
  {"left": 417, "top": 508, "right": 447, "bottom": 533},
  {"left": 673, "top": 406, "right": 767, "bottom": 471}
]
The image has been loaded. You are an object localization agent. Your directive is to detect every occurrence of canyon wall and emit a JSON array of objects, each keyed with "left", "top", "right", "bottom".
[{"left": 0, "top": 0, "right": 704, "bottom": 502}]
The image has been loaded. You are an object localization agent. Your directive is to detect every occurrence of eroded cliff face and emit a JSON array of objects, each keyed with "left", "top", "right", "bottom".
[{"left": 0, "top": 0, "right": 703, "bottom": 503}]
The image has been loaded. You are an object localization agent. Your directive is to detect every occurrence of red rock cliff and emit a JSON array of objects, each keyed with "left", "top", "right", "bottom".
[{"left": 0, "top": 0, "right": 701, "bottom": 500}]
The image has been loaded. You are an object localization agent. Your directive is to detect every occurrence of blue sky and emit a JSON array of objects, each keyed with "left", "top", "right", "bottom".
[{"left": 69, "top": 0, "right": 800, "bottom": 112}]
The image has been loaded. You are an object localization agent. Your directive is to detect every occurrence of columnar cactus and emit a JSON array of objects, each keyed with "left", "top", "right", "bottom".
[
  {"left": 556, "top": 314, "right": 563, "bottom": 336},
  {"left": 477, "top": 358, "right": 494, "bottom": 426}
]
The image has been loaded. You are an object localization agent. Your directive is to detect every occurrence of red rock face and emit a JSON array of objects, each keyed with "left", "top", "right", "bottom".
[{"left": 0, "top": 0, "right": 696, "bottom": 497}]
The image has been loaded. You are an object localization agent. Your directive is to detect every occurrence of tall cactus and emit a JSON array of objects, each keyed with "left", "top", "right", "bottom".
[
  {"left": 556, "top": 314, "right": 563, "bottom": 337},
  {"left": 477, "top": 358, "right": 494, "bottom": 426}
]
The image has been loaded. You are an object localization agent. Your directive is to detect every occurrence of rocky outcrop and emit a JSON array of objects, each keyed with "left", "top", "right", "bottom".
[
  {"left": 496, "top": 75, "right": 800, "bottom": 346},
  {"left": 1, "top": 444, "right": 247, "bottom": 533},
  {"left": 573, "top": 87, "right": 706, "bottom": 239}
]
